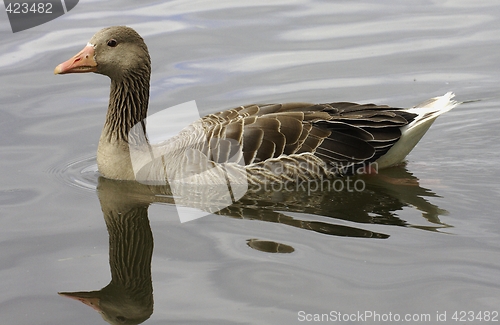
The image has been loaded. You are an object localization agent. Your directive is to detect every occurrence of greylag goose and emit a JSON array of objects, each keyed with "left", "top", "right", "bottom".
[{"left": 54, "top": 26, "right": 458, "bottom": 186}]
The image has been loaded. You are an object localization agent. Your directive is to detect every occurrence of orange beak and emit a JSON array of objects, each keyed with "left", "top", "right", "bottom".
[
  {"left": 54, "top": 44, "right": 97, "bottom": 74},
  {"left": 59, "top": 291, "right": 102, "bottom": 312}
]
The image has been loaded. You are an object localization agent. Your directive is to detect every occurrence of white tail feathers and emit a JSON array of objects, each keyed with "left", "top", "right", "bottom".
[
  {"left": 375, "top": 92, "right": 459, "bottom": 168},
  {"left": 405, "top": 92, "right": 459, "bottom": 131}
]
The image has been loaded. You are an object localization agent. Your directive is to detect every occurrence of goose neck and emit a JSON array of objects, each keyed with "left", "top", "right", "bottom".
[{"left": 103, "top": 73, "right": 150, "bottom": 143}]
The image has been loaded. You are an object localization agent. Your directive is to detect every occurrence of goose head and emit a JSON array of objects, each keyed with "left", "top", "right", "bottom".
[
  {"left": 55, "top": 26, "right": 153, "bottom": 180},
  {"left": 54, "top": 26, "right": 151, "bottom": 81}
]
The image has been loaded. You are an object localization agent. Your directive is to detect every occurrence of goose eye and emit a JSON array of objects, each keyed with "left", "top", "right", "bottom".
[
  {"left": 107, "top": 39, "right": 118, "bottom": 47},
  {"left": 115, "top": 316, "right": 126, "bottom": 323}
]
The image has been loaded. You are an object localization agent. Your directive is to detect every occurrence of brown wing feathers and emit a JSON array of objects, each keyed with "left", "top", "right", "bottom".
[{"left": 201, "top": 102, "right": 417, "bottom": 170}]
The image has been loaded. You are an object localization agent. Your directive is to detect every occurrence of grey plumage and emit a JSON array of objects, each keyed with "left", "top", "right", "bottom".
[{"left": 54, "top": 26, "right": 458, "bottom": 183}]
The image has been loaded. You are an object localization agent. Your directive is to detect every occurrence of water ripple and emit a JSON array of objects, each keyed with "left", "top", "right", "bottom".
[{"left": 49, "top": 156, "right": 99, "bottom": 192}]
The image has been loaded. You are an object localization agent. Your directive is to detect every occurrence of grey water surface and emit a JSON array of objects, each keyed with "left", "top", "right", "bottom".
[{"left": 1, "top": 1, "right": 500, "bottom": 324}]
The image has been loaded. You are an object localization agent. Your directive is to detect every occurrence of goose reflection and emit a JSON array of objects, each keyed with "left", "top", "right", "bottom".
[
  {"left": 60, "top": 179, "right": 154, "bottom": 325},
  {"left": 59, "top": 163, "right": 448, "bottom": 324},
  {"left": 218, "top": 163, "right": 449, "bottom": 237}
]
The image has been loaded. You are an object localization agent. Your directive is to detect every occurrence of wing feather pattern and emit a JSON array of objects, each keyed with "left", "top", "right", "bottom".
[{"left": 200, "top": 102, "right": 418, "bottom": 175}]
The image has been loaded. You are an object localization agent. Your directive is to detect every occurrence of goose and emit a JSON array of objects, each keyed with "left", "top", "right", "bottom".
[{"left": 54, "top": 26, "right": 458, "bottom": 186}]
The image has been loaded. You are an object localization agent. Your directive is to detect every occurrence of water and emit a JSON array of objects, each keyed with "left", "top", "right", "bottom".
[{"left": 1, "top": 0, "right": 500, "bottom": 324}]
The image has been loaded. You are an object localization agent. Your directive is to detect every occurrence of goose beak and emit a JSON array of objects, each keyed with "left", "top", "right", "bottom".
[
  {"left": 58, "top": 291, "right": 102, "bottom": 312},
  {"left": 54, "top": 44, "right": 97, "bottom": 74}
]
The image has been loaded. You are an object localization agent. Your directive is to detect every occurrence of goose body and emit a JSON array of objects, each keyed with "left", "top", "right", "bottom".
[{"left": 55, "top": 26, "right": 458, "bottom": 185}]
